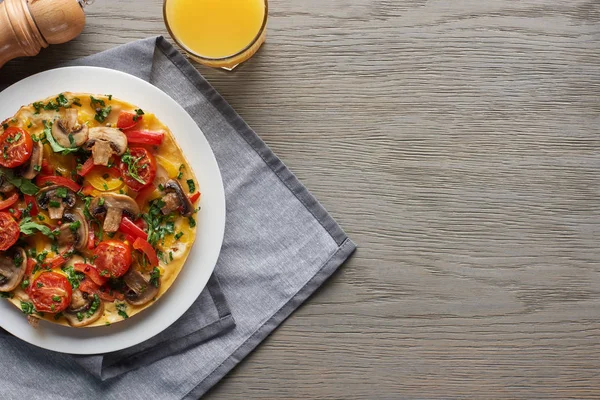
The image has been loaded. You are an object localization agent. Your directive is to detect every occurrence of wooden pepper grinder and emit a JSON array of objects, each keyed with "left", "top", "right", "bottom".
[{"left": 0, "top": 0, "right": 87, "bottom": 69}]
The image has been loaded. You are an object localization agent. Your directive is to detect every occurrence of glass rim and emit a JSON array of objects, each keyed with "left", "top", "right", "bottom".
[{"left": 163, "top": 0, "right": 269, "bottom": 62}]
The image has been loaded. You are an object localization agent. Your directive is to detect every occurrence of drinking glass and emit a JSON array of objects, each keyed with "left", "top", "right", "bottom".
[{"left": 164, "top": 0, "right": 268, "bottom": 70}]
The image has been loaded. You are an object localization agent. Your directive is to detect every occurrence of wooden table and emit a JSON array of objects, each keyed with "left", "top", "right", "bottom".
[{"left": 2, "top": 0, "right": 600, "bottom": 398}]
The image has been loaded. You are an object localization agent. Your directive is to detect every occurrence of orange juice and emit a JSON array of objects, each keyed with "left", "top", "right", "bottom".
[{"left": 164, "top": 0, "right": 267, "bottom": 69}]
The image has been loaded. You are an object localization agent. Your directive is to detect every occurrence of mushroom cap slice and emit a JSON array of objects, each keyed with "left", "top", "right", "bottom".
[
  {"left": 123, "top": 268, "right": 159, "bottom": 306},
  {"left": 36, "top": 185, "right": 76, "bottom": 220},
  {"left": 90, "top": 193, "right": 140, "bottom": 232},
  {"left": 0, "top": 175, "right": 15, "bottom": 193},
  {"left": 58, "top": 210, "right": 89, "bottom": 251},
  {"left": 20, "top": 141, "right": 43, "bottom": 180},
  {"left": 0, "top": 247, "right": 26, "bottom": 292},
  {"left": 64, "top": 290, "right": 105, "bottom": 327},
  {"left": 52, "top": 108, "right": 89, "bottom": 148},
  {"left": 161, "top": 179, "right": 194, "bottom": 217},
  {"left": 85, "top": 127, "right": 127, "bottom": 166}
]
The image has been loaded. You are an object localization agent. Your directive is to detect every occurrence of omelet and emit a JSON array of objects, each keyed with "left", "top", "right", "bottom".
[{"left": 0, "top": 93, "right": 199, "bottom": 327}]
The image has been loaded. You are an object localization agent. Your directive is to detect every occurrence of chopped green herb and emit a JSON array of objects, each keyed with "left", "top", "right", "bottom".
[
  {"left": 86, "top": 294, "right": 100, "bottom": 318},
  {"left": 52, "top": 295, "right": 61, "bottom": 302},
  {"left": 133, "top": 108, "right": 144, "bottom": 121},
  {"left": 33, "top": 164, "right": 41, "bottom": 172},
  {"left": 115, "top": 302, "right": 129, "bottom": 319},
  {"left": 20, "top": 301, "right": 34, "bottom": 315},
  {"left": 149, "top": 267, "right": 160, "bottom": 287},
  {"left": 54, "top": 312, "right": 63, "bottom": 320},
  {"left": 21, "top": 279, "right": 29, "bottom": 289},
  {"left": 186, "top": 179, "right": 196, "bottom": 193},
  {"left": 56, "top": 187, "right": 68, "bottom": 198},
  {"left": 44, "top": 101, "right": 59, "bottom": 111},
  {"left": 188, "top": 216, "right": 196, "bottom": 228},
  {"left": 48, "top": 200, "right": 61, "bottom": 208},
  {"left": 62, "top": 265, "right": 84, "bottom": 289},
  {"left": 174, "top": 232, "right": 183, "bottom": 240},
  {"left": 56, "top": 93, "right": 69, "bottom": 108},
  {"left": 69, "top": 220, "right": 81, "bottom": 232},
  {"left": 33, "top": 102, "right": 44, "bottom": 114},
  {"left": 27, "top": 121, "right": 33, "bottom": 128}
]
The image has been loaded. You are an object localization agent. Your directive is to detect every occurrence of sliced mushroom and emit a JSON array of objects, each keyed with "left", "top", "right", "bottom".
[
  {"left": 51, "top": 108, "right": 89, "bottom": 148},
  {"left": 36, "top": 185, "right": 76, "bottom": 220},
  {"left": 64, "top": 290, "right": 104, "bottom": 327},
  {"left": 161, "top": 179, "right": 193, "bottom": 217},
  {"left": 0, "top": 175, "right": 15, "bottom": 193},
  {"left": 123, "top": 268, "right": 159, "bottom": 306},
  {"left": 20, "top": 141, "right": 43, "bottom": 180},
  {"left": 58, "top": 211, "right": 88, "bottom": 251},
  {"left": 85, "top": 127, "right": 127, "bottom": 166},
  {"left": 0, "top": 247, "right": 26, "bottom": 292},
  {"left": 90, "top": 193, "right": 140, "bottom": 232}
]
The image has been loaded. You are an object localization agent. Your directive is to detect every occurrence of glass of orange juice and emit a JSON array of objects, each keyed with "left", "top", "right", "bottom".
[{"left": 164, "top": 0, "right": 268, "bottom": 70}]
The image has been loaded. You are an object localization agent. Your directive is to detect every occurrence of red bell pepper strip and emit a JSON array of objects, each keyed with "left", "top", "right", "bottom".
[
  {"left": 119, "top": 216, "right": 148, "bottom": 240},
  {"left": 9, "top": 208, "right": 22, "bottom": 220},
  {"left": 73, "top": 263, "right": 108, "bottom": 286},
  {"left": 81, "top": 185, "right": 95, "bottom": 196},
  {"left": 117, "top": 111, "right": 143, "bottom": 130},
  {"left": 23, "top": 194, "right": 38, "bottom": 217},
  {"left": 80, "top": 279, "right": 125, "bottom": 302},
  {"left": 40, "top": 159, "right": 54, "bottom": 175},
  {"left": 0, "top": 193, "right": 18, "bottom": 211},
  {"left": 124, "top": 130, "right": 164, "bottom": 146},
  {"left": 42, "top": 247, "right": 73, "bottom": 270},
  {"left": 189, "top": 191, "right": 200, "bottom": 204},
  {"left": 25, "top": 258, "right": 36, "bottom": 277},
  {"left": 133, "top": 237, "right": 159, "bottom": 267},
  {"left": 36, "top": 175, "right": 81, "bottom": 192},
  {"left": 78, "top": 157, "right": 96, "bottom": 177}
]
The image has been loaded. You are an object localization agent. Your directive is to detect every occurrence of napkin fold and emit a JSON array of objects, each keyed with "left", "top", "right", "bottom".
[{"left": 0, "top": 37, "right": 356, "bottom": 399}]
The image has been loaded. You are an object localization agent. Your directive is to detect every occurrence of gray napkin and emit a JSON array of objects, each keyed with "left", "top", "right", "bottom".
[{"left": 0, "top": 37, "right": 356, "bottom": 399}]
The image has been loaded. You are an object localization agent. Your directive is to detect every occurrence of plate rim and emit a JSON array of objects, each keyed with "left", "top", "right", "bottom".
[{"left": 0, "top": 66, "right": 226, "bottom": 354}]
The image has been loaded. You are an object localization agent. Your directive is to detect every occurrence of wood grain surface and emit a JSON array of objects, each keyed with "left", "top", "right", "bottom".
[{"left": 2, "top": 0, "right": 600, "bottom": 398}]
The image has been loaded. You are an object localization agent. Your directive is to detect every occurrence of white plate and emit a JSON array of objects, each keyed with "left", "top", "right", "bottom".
[{"left": 0, "top": 67, "right": 226, "bottom": 354}]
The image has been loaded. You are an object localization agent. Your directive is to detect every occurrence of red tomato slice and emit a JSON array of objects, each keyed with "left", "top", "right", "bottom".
[
  {"left": 0, "top": 127, "right": 33, "bottom": 168},
  {"left": 0, "top": 212, "right": 19, "bottom": 251},
  {"left": 0, "top": 193, "right": 18, "bottom": 211},
  {"left": 117, "top": 111, "right": 143, "bottom": 130},
  {"left": 133, "top": 237, "right": 159, "bottom": 267},
  {"left": 74, "top": 263, "right": 108, "bottom": 286},
  {"left": 119, "top": 216, "right": 148, "bottom": 240},
  {"left": 78, "top": 157, "right": 96, "bottom": 177},
  {"left": 36, "top": 175, "right": 81, "bottom": 192},
  {"left": 29, "top": 272, "right": 72, "bottom": 313},
  {"left": 118, "top": 147, "right": 157, "bottom": 192},
  {"left": 124, "top": 130, "right": 164, "bottom": 146},
  {"left": 93, "top": 240, "right": 132, "bottom": 278}
]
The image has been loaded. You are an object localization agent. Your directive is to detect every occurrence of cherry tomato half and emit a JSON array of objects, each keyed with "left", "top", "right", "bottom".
[
  {"left": 93, "top": 240, "right": 132, "bottom": 278},
  {"left": 29, "top": 272, "right": 72, "bottom": 313},
  {"left": 0, "top": 212, "right": 19, "bottom": 251},
  {"left": 0, "top": 127, "right": 33, "bottom": 168},
  {"left": 118, "top": 147, "right": 157, "bottom": 192}
]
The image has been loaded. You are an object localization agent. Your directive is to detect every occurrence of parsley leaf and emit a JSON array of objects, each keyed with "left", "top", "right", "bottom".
[
  {"left": 19, "top": 217, "right": 57, "bottom": 238},
  {"left": 0, "top": 168, "right": 38, "bottom": 195}
]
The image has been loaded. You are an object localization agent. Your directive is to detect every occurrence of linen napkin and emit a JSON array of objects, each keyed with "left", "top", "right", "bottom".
[{"left": 0, "top": 37, "right": 356, "bottom": 399}]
